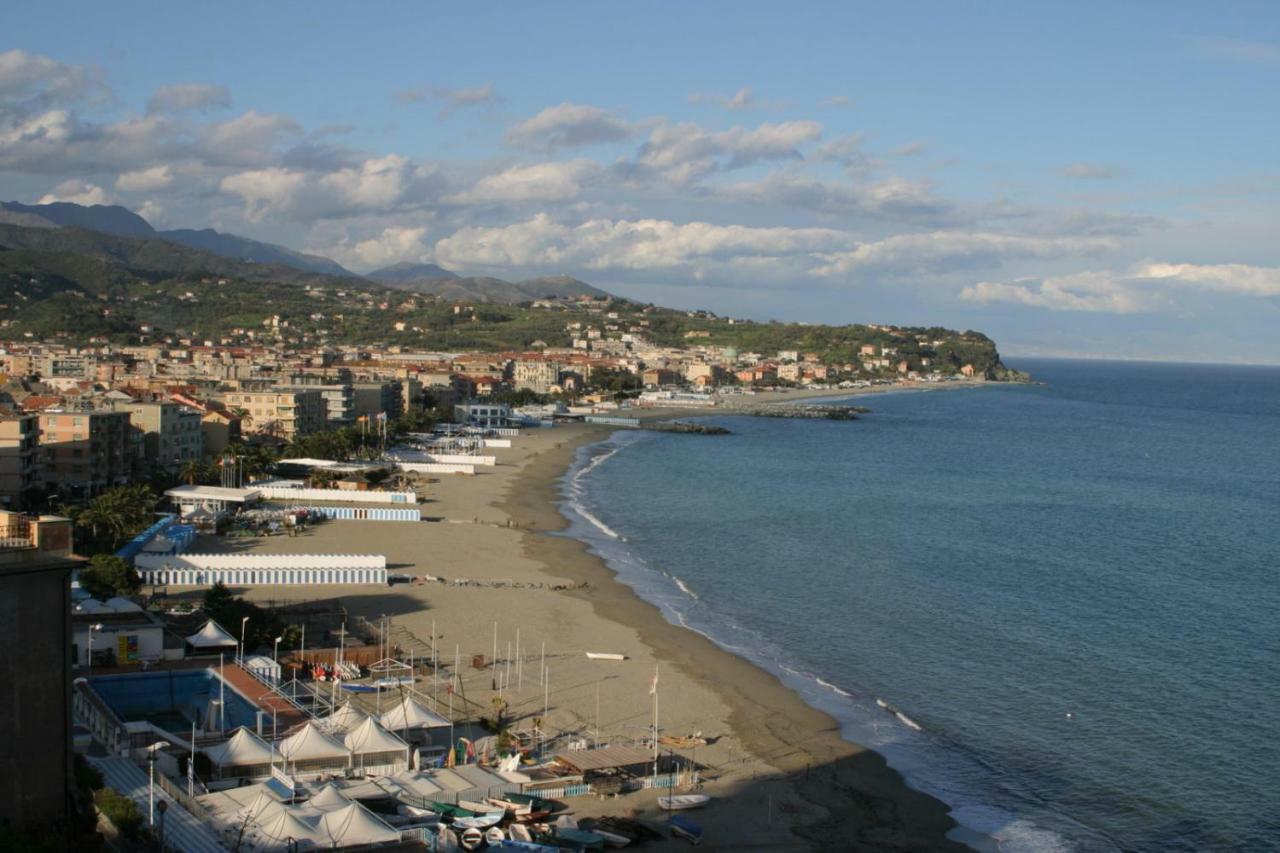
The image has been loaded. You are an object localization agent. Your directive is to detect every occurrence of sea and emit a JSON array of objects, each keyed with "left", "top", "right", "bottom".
[{"left": 557, "top": 358, "right": 1280, "bottom": 853}]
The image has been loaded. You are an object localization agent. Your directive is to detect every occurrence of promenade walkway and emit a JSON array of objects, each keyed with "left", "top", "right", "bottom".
[
  {"left": 90, "top": 756, "right": 226, "bottom": 853},
  {"left": 220, "top": 662, "right": 309, "bottom": 731}
]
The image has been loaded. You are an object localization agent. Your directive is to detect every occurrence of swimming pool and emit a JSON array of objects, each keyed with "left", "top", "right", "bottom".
[{"left": 90, "top": 669, "right": 261, "bottom": 732}]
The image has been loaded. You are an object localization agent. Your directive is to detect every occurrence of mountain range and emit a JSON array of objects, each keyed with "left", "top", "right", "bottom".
[{"left": 0, "top": 200, "right": 611, "bottom": 303}]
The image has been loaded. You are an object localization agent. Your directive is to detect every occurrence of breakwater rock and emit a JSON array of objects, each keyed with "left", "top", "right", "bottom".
[
  {"left": 732, "top": 404, "right": 868, "bottom": 420},
  {"left": 645, "top": 421, "right": 732, "bottom": 435}
]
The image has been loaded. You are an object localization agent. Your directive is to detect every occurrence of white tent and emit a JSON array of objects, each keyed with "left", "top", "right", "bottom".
[
  {"left": 378, "top": 694, "right": 451, "bottom": 732},
  {"left": 307, "top": 783, "right": 353, "bottom": 812},
  {"left": 277, "top": 722, "right": 350, "bottom": 764},
  {"left": 184, "top": 619, "right": 238, "bottom": 649},
  {"left": 205, "top": 727, "right": 278, "bottom": 769},
  {"left": 345, "top": 717, "right": 408, "bottom": 756},
  {"left": 254, "top": 808, "right": 324, "bottom": 849},
  {"left": 318, "top": 802, "right": 400, "bottom": 847},
  {"left": 322, "top": 701, "right": 369, "bottom": 733},
  {"left": 237, "top": 789, "right": 287, "bottom": 824}
]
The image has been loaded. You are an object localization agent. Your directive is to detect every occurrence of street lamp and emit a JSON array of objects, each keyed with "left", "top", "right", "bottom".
[
  {"left": 239, "top": 616, "right": 249, "bottom": 663},
  {"left": 273, "top": 635, "right": 283, "bottom": 670},
  {"left": 147, "top": 750, "right": 157, "bottom": 826},
  {"left": 86, "top": 623, "right": 104, "bottom": 671}
]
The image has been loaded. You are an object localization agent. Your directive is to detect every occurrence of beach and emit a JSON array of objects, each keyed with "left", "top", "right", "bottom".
[{"left": 223, "top": 416, "right": 973, "bottom": 851}]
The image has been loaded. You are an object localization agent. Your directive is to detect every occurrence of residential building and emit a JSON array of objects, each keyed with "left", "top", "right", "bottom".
[
  {"left": 455, "top": 402, "right": 511, "bottom": 429},
  {"left": 286, "top": 375, "right": 356, "bottom": 427},
  {"left": 513, "top": 359, "right": 562, "bottom": 394},
  {"left": 0, "top": 514, "right": 79, "bottom": 831},
  {"left": 222, "top": 389, "right": 325, "bottom": 440},
  {"left": 0, "top": 414, "right": 40, "bottom": 508},
  {"left": 352, "top": 381, "right": 404, "bottom": 420},
  {"left": 112, "top": 402, "right": 203, "bottom": 472},
  {"left": 38, "top": 410, "right": 132, "bottom": 497}
]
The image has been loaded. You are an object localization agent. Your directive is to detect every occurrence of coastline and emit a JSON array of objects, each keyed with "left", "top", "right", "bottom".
[
  {"left": 500, "top": 425, "right": 974, "bottom": 851},
  {"left": 224, "top": 384, "right": 1005, "bottom": 850}
]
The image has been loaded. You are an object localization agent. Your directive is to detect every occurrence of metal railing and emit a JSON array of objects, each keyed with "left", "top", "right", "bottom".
[{"left": 0, "top": 518, "right": 33, "bottom": 549}]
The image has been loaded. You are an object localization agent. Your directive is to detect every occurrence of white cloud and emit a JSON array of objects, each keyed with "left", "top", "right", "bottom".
[
  {"left": 448, "top": 160, "right": 602, "bottom": 204},
  {"left": 1056, "top": 162, "right": 1117, "bottom": 180},
  {"left": 433, "top": 213, "right": 849, "bottom": 273},
  {"left": 146, "top": 83, "right": 230, "bottom": 114},
  {"left": 717, "top": 171, "right": 948, "bottom": 221},
  {"left": 218, "top": 167, "right": 308, "bottom": 221},
  {"left": 505, "top": 103, "right": 637, "bottom": 149},
  {"left": 0, "top": 49, "right": 96, "bottom": 106},
  {"left": 203, "top": 110, "right": 300, "bottom": 163},
  {"left": 960, "top": 262, "right": 1280, "bottom": 313},
  {"left": 689, "top": 87, "right": 770, "bottom": 111},
  {"left": 397, "top": 84, "right": 499, "bottom": 116},
  {"left": 115, "top": 165, "right": 174, "bottom": 191},
  {"left": 635, "top": 120, "right": 823, "bottom": 185},
  {"left": 813, "top": 231, "right": 1113, "bottom": 277},
  {"left": 327, "top": 225, "right": 432, "bottom": 270},
  {"left": 38, "top": 178, "right": 110, "bottom": 205}
]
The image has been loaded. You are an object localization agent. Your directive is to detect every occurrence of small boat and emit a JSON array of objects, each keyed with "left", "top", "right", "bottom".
[
  {"left": 508, "top": 823, "right": 534, "bottom": 842},
  {"left": 485, "top": 826, "right": 506, "bottom": 845},
  {"left": 553, "top": 827, "right": 607, "bottom": 851},
  {"left": 496, "top": 841, "right": 563, "bottom": 851},
  {"left": 590, "top": 827, "right": 631, "bottom": 848},
  {"left": 659, "top": 734, "right": 708, "bottom": 749},
  {"left": 500, "top": 792, "right": 561, "bottom": 814},
  {"left": 459, "top": 826, "right": 485, "bottom": 850},
  {"left": 658, "top": 794, "right": 710, "bottom": 811},
  {"left": 668, "top": 814, "right": 703, "bottom": 845},
  {"left": 373, "top": 675, "right": 415, "bottom": 689},
  {"left": 585, "top": 652, "right": 627, "bottom": 661},
  {"left": 453, "top": 810, "right": 506, "bottom": 830}
]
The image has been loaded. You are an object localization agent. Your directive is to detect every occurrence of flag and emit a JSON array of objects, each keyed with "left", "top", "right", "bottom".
[{"left": 649, "top": 666, "right": 659, "bottom": 695}]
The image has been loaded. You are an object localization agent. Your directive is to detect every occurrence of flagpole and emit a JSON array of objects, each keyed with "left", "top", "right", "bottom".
[{"left": 652, "top": 665, "right": 659, "bottom": 776}]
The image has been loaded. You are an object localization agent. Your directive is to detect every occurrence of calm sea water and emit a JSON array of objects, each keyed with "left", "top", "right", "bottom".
[{"left": 559, "top": 359, "right": 1280, "bottom": 853}]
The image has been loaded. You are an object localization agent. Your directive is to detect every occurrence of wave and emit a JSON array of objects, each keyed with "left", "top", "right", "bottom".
[
  {"left": 815, "top": 676, "right": 853, "bottom": 698},
  {"left": 568, "top": 499, "right": 622, "bottom": 540},
  {"left": 573, "top": 443, "right": 623, "bottom": 483},
  {"left": 669, "top": 575, "right": 699, "bottom": 600}
]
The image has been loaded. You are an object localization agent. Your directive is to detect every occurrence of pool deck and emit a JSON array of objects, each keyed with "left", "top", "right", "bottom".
[{"left": 220, "top": 662, "right": 309, "bottom": 731}]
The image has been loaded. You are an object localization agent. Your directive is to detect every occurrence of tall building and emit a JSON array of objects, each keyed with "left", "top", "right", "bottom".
[
  {"left": 282, "top": 377, "right": 355, "bottom": 427},
  {"left": 513, "top": 359, "right": 563, "bottom": 394},
  {"left": 0, "top": 414, "right": 40, "bottom": 509},
  {"left": 111, "top": 402, "right": 202, "bottom": 472},
  {"left": 222, "top": 389, "right": 326, "bottom": 440},
  {"left": 38, "top": 410, "right": 132, "bottom": 498},
  {"left": 0, "top": 514, "right": 79, "bottom": 831},
  {"left": 352, "top": 381, "right": 404, "bottom": 420}
]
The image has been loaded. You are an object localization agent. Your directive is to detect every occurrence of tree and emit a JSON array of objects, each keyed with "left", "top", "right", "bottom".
[
  {"left": 179, "top": 459, "right": 211, "bottom": 485},
  {"left": 78, "top": 554, "right": 141, "bottom": 600},
  {"left": 363, "top": 468, "right": 390, "bottom": 488}
]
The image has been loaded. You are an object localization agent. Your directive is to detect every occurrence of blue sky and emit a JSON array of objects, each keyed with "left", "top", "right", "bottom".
[{"left": 4, "top": 2, "right": 1279, "bottom": 362}]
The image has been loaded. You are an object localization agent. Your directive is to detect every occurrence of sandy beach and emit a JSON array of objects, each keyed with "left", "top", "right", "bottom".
[{"left": 212, "top": 403, "right": 979, "bottom": 851}]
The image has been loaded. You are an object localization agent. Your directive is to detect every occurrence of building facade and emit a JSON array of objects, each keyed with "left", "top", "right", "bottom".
[
  {"left": 38, "top": 410, "right": 132, "bottom": 497},
  {"left": 112, "top": 402, "right": 203, "bottom": 472},
  {"left": 0, "top": 414, "right": 40, "bottom": 508},
  {"left": 222, "top": 389, "right": 326, "bottom": 440}
]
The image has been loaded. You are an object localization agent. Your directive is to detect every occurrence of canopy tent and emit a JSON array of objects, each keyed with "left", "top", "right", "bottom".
[
  {"left": 322, "top": 701, "right": 369, "bottom": 733},
  {"left": 253, "top": 808, "right": 323, "bottom": 850},
  {"left": 378, "top": 694, "right": 451, "bottom": 731},
  {"left": 344, "top": 716, "right": 409, "bottom": 756},
  {"left": 317, "top": 802, "right": 400, "bottom": 847},
  {"left": 307, "top": 783, "right": 353, "bottom": 812},
  {"left": 184, "top": 619, "right": 238, "bottom": 649},
  {"left": 276, "top": 722, "right": 350, "bottom": 764},
  {"left": 237, "top": 789, "right": 287, "bottom": 824},
  {"left": 205, "top": 727, "right": 278, "bottom": 769}
]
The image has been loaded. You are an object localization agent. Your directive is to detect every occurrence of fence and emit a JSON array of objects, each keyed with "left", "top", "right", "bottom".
[
  {"left": 294, "top": 506, "right": 421, "bottom": 522},
  {"left": 0, "top": 516, "right": 33, "bottom": 549},
  {"left": 135, "top": 553, "right": 388, "bottom": 586},
  {"left": 585, "top": 415, "right": 643, "bottom": 427},
  {"left": 394, "top": 462, "right": 476, "bottom": 475},
  {"left": 250, "top": 480, "right": 417, "bottom": 504}
]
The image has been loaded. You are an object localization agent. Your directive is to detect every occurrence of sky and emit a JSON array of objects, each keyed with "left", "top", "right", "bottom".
[{"left": 3, "top": 1, "right": 1279, "bottom": 363}]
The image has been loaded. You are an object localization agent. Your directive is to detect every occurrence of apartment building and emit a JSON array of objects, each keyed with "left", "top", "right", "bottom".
[
  {"left": 111, "top": 402, "right": 203, "bottom": 471},
  {"left": 38, "top": 410, "right": 132, "bottom": 496},
  {"left": 286, "top": 375, "right": 356, "bottom": 427},
  {"left": 222, "top": 389, "right": 325, "bottom": 440},
  {"left": 352, "top": 381, "right": 404, "bottom": 420},
  {"left": 513, "top": 359, "right": 563, "bottom": 394},
  {"left": 0, "top": 415, "right": 40, "bottom": 508}
]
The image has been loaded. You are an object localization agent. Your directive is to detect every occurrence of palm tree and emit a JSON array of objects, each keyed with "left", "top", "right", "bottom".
[{"left": 179, "top": 459, "right": 207, "bottom": 485}]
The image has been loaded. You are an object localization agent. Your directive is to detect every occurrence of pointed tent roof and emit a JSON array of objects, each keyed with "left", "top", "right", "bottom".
[
  {"left": 318, "top": 802, "right": 400, "bottom": 846},
  {"left": 206, "top": 727, "right": 278, "bottom": 767},
  {"left": 238, "top": 789, "right": 286, "bottom": 824},
  {"left": 277, "top": 721, "right": 350, "bottom": 762},
  {"left": 307, "top": 783, "right": 353, "bottom": 812},
  {"left": 378, "top": 694, "right": 451, "bottom": 731},
  {"left": 344, "top": 716, "right": 409, "bottom": 755},
  {"left": 185, "top": 618, "right": 238, "bottom": 648},
  {"left": 322, "top": 700, "right": 369, "bottom": 733},
  {"left": 255, "top": 808, "right": 323, "bottom": 848}
]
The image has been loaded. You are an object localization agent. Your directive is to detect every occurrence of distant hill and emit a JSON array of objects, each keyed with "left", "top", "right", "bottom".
[
  {"left": 368, "top": 265, "right": 610, "bottom": 303},
  {"left": 0, "top": 201, "right": 156, "bottom": 237},
  {"left": 367, "top": 261, "right": 459, "bottom": 283},
  {"left": 1, "top": 200, "right": 355, "bottom": 279},
  {"left": 0, "top": 222, "right": 366, "bottom": 292},
  {"left": 160, "top": 228, "right": 355, "bottom": 277}
]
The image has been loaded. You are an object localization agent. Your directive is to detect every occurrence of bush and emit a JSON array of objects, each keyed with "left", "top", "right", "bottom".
[
  {"left": 94, "top": 787, "right": 143, "bottom": 841},
  {"left": 78, "top": 554, "right": 141, "bottom": 600}
]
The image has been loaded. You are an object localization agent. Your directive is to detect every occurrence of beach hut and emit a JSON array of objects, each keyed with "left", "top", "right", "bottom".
[
  {"left": 321, "top": 701, "right": 369, "bottom": 734},
  {"left": 184, "top": 619, "right": 238, "bottom": 654},
  {"left": 378, "top": 694, "right": 451, "bottom": 739},
  {"left": 317, "top": 801, "right": 400, "bottom": 847},
  {"left": 344, "top": 716, "right": 410, "bottom": 776},
  {"left": 276, "top": 721, "right": 351, "bottom": 776},
  {"left": 204, "top": 727, "right": 280, "bottom": 783}
]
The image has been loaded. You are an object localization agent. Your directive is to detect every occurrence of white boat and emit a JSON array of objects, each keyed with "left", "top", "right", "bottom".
[
  {"left": 452, "top": 809, "right": 507, "bottom": 830},
  {"left": 459, "top": 826, "right": 485, "bottom": 850},
  {"left": 592, "top": 827, "right": 632, "bottom": 847},
  {"left": 585, "top": 652, "right": 627, "bottom": 660},
  {"left": 658, "top": 794, "right": 711, "bottom": 811},
  {"left": 485, "top": 826, "right": 506, "bottom": 845},
  {"left": 509, "top": 823, "right": 534, "bottom": 842}
]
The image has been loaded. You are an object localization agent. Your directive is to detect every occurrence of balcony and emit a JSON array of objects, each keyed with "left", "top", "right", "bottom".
[{"left": 0, "top": 516, "right": 33, "bottom": 550}]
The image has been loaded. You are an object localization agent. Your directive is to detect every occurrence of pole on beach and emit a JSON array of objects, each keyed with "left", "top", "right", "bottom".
[
  {"left": 505, "top": 641, "right": 512, "bottom": 696},
  {"left": 542, "top": 665, "right": 549, "bottom": 758},
  {"left": 540, "top": 641, "right": 546, "bottom": 687},
  {"left": 595, "top": 680, "right": 601, "bottom": 747},
  {"left": 516, "top": 628, "right": 522, "bottom": 692}
]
